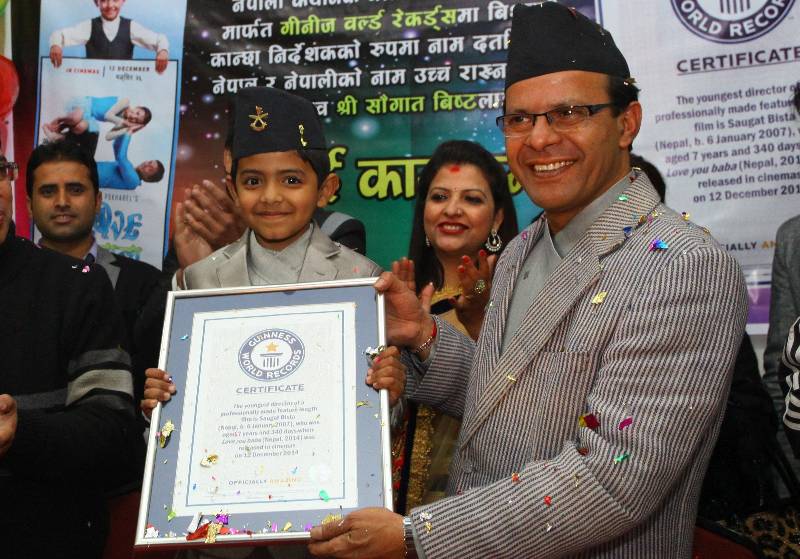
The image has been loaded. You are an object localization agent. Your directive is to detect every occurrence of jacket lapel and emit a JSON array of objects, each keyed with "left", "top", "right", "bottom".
[
  {"left": 216, "top": 233, "right": 251, "bottom": 287},
  {"left": 298, "top": 226, "right": 340, "bottom": 282},
  {"left": 459, "top": 171, "right": 662, "bottom": 447}
]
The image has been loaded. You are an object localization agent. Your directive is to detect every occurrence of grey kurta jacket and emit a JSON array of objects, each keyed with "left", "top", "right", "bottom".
[
  {"left": 183, "top": 226, "right": 382, "bottom": 289},
  {"left": 405, "top": 173, "right": 748, "bottom": 558}
]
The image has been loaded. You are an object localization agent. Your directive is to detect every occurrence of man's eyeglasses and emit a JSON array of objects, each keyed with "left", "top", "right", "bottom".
[
  {"left": 496, "top": 103, "right": 615, "bottom": 137},
  {"left": 0, "top": 161, "right": 18, "bottom": 181}
]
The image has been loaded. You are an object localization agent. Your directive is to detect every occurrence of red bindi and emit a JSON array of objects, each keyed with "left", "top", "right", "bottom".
[{"left": 448, "top": 165, "right": 460, "bottom": 173}]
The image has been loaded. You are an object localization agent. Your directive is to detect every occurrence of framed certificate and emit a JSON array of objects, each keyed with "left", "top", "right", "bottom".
[{"left": 135, "top": 278, "right": 392, "bottom": 549}]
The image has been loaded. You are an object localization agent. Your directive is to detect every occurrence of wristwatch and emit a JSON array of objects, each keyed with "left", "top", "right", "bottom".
[{"left": 403, "top": 516, "right": 419, "bottom": 559}]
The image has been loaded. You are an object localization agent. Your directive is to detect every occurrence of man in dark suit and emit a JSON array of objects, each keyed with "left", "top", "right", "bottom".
[{"left": 26, "top": 141, "right": 164, "bottom": 402}]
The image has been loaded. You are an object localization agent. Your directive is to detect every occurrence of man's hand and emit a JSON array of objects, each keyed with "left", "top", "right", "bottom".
[
  {"left": 0, "top": 394, "right": 18, "bottom": 458},
  {"left": 141, "top": 369, "right": 176, "bottom": 420},
  {"left": 155, "top": 49, "right": 169, "bottom": 74},
  {"left": 365, "top": 346, "right": 405, "bottom": 406},
  {"left": 174, "top": 201, "right": 213, "bottom": 269},
  {"left": 309, "top": 508, "right": 405, "bottom": 559},
  {"left": 49, "top": 45, "right": 63, "bottom": 68},
  {"left": 452, "top": 250, "right": 496, "bottom": 340},
  {"left": 374, "top": 272, "right": 434, "bottom": 349},
  {"left": 183, "top": 181, "right": 245, "bottom": 250}
]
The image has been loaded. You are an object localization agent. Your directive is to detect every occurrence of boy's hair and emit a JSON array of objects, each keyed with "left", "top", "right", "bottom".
[
  {"left": 140, "top": 107, "right": 152, "bottom": 125},
  {"left": 230, "top": 148, "right": 330, "bottom": 189},
  {"left": 26, "top": 140, "right": 100, "bottom": 196},
  {"left": 142, "top": 161, "right": 165, "bottom": 183}
]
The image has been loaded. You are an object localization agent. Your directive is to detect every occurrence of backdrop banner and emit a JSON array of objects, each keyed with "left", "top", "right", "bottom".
[
  {"left": 599, "top": 0, "right": 799, "bottom": 329},
  {"left": 171, "top": 0, "right": 569, "bottom": 268},
  {"left": 36, "top": 0, "right": 187, "bottom": 265}
]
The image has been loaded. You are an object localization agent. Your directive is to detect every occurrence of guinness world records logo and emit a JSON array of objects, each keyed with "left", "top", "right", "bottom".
[
  {"left": 238, "top": 329, "right": 305, "bottom": 382},
  {"left": 671, "top": 0, "right": 796, "bottom": 43}
]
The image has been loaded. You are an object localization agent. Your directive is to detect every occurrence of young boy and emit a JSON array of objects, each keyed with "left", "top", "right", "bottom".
[
  {"left": 141, "top": 87, "right": 403, "bottom": 558},
  {"left": 42, "top": 96, "right": 152, "bottom": 142}
]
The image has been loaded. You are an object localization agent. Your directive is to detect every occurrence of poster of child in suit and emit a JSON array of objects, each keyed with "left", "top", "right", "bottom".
[
  {"left": 36, "top": 57, "right": 179, "bottom": 267},
  {"left": 37, "top": 0, "right": 187, "bottom": 267},
  {"left": 40, "top": 0, "right": 186, "bottom": 74}
]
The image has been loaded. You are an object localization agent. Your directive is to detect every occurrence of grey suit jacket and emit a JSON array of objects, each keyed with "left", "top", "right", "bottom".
[
  {"left": 183, "top": 226, "right": 381, "bottom": 289},
  {"left": 405, "top": 174, "right": 748, "bottom": 558},
  {"left": 765, "top": 215, "right": 800, "bottom": 392}
]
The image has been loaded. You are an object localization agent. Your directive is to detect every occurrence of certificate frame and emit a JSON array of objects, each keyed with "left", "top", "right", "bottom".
[{"left": 135, "top": 278, "right": 391, "bottom": 549}]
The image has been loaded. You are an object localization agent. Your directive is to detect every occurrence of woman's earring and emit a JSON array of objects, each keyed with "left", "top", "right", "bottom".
[
  {"left": 485, "top": 229, "right": 502, "bottom": 253},
  {"left": 425, "top": 236, "right": 431, "bottom": 248}
]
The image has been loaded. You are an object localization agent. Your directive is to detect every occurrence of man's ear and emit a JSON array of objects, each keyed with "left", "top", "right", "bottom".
[
  {"left": 94, "top": 189, "right": 102, "bottom": 214},
  {"left": 317, "top": 174, "right": 339, "bottom": 208},
  {"left": 618, "top": 101, "right": 642, "bottom": 151}
]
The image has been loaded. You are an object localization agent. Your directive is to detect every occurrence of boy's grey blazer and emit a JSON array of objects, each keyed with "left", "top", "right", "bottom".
[
  {"left": 405, "top": 173, "right": 748, "bottom": 558},
  {"left": 183, "top": 226, "right": 381, "bottom": 289}
]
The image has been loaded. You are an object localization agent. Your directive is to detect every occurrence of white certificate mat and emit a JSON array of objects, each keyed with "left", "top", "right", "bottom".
[{"left": 173, "top": 302, "right": 358, "bottom": 515}]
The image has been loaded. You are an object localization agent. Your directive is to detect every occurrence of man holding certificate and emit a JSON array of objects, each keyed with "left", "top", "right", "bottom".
[{"left": 309, "top": 3, "right": 748, "bottom": 558}]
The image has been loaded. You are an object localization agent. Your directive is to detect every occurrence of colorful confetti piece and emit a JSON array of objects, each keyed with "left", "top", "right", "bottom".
[
  {"left": 506, "top": 374, "right": 517, "bottom": 383},
  {"left": 419, "top": 511, "right": 433, "bottom": 521},
  {"left": 577, "top": 447, "right": 589, "bottom": 456},
  {"left": 200, "top": 454, "right": 219, "bottom": 467},
  {"left": 618, "top": 417, "right": 633, "bottom": 430},
  {"left": 321, "top": 514, "right": 343, "bottom": 525},
  {"left": 574, "top": 473, "right": 582, "bottom": 487},
  {"left": 180, "top": 334, "right": 189, "bottom": 340},
  {"left": 282, "top": 522, "right": 293, "bottom": 532},
  {"left": 590, "top": 291, "right": 608, "bottom": 305},
  {"left": 511, "top": 472, "right": 521, "bottom": 483},
  {"left": 319, "top": 489, "right": 330, "bottom": 502},
  {"left": 543, "top": 495, "right": 552, "bottom": 506},
  {"left": 215, "top": 514, "right": 229, "bottom": 525},
  {"left": 205, "top": 522, "right": 222, "bottom": 543},
  {"left": 356, "top": 401, "right": 370, "bottom": 408},
  {"left": 167, "top": 508, "right": 177, "bottom": 522},
  {"left": 81, "top": 265, "right": 90, "bottom": 273},
  {"left": 159, "top": 420, "right": 175, "bottom": 448},
  {"left": 614, "top": 452, "right": 630, "bottom": 464},
  {"left": 681, "top": 211, "right": 690, "bottom": 221},
  {"left": 546, "top": 523, "right": 553, "bottom": 532},
  {"left": 424, "top": 521, "right": 432, "bottom": 533},
  {"left": 617, "top": 194, "right": 629, "bottom": 201},
  {"left": 578, "top": 413, "right": 600, "bottom": 430},
  {"left": 144, "top": 524, "right": 159, "bottom": 538},
  {"left": 649, "top": 239, "right": 668, "bottom": 251},
  {"left": 623, "top": 226, "right": 633, "bottom": 238},
  {"left": 521, "top": 230, "right": 529, "bottom": 240}
]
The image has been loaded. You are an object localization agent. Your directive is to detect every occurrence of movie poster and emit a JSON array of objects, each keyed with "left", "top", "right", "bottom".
[{"left": 36, "top": 0, "right": 187, "bottom": 266}]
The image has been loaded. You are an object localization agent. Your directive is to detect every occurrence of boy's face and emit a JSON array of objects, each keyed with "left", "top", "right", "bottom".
[
  {"left": 230, "top": 150, "right": 336, "bottom": 251},
  {"left": 125, "top": 107, "right": 147, "bottom": 125},
  {"left": 95, "top": 0, "right": 125, "bottom": 21}
]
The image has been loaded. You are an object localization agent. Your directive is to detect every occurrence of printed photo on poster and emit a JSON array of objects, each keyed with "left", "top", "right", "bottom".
[{"left": 37, "top": 57, "right": 178, "bottom": 266}]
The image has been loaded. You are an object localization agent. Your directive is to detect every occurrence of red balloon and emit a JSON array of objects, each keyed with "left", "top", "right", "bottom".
[{"left": 0, "top": 55, "right": 19, "bottom": 117}]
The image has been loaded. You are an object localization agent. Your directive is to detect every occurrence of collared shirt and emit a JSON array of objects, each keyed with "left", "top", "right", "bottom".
[
  {"left": 37, "top": 237, "right": 98, "bottom": 264},
  {"left": 500, "top": 172, "right": 632, "bottom": 352},
  {"left": 246, "top": 224, "right": 314, "bottom": 286},
  {"left": 49, "top": 16, "right": 169, "bottom": 52}
]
